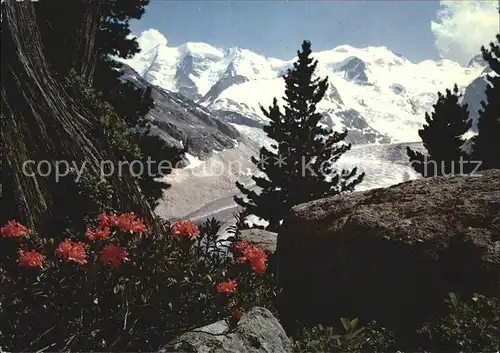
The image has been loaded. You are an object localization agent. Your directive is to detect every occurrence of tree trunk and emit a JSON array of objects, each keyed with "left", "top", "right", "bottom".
[
  {"left": 1, "top": 2, "right": 162, "bottom": 234},
  {"left": 73, "top": 0, "right": 104, "bottom": 84}
]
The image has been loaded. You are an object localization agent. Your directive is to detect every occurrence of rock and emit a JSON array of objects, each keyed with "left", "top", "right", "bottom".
[
  {"left": 239, "top": 229, "right": 277, "bottom": 253},
  {"left": 161, "top": 307, "right": 292, "bottom": 353},
  {"left": 276, "top": 170, "right": 500, "bottom": 334}
]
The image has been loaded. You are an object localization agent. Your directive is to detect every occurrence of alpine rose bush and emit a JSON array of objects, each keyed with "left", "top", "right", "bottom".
[
  {"left": 234, "top": 241, "right": 268, "bottom": 273},
  {"left": 0, "top": 215, "right": 277, "bottom": 352}
]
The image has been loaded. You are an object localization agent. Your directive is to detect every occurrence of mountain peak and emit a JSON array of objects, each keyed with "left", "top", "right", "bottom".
[
  {"left": 136, "top": 28, "right": 168, "bottom": 53},
  {"left": 332, "top": 44, "right": 356, "bottom": 52},
  {"left": 123, "top": 29, "right": 482, "bottom": 143},
  {"left": 178, "top": 41, "right": 222, "bottom": 56},
  {"left": 332, "top": 44, "right": 397, "bottom": 55}
]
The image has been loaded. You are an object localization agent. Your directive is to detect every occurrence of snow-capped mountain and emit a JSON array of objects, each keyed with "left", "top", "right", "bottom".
[
  {"left": 119, "top": 63, "right": 241, "bottom": 159},
  {"left": 123, "top": 29, "right": 484, "bottom": 145}
]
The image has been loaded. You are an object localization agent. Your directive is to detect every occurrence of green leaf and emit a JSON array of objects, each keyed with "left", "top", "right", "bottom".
[
  {"left": 449, "top": 292, "right": 458, "bottom": 309},
  {"left": 340, "top": 317, "right": 351, "bottom": 331},
  {"left": 350, "top": 318, "right": 358, "bottom": 329},
  {"left": 353, "top": 327, "right": 365, "bottom": 336}
]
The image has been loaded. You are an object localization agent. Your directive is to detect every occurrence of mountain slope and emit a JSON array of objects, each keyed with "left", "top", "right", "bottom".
[
  {"left": 123, "top": 29, "right": 483, "bottom": 145},
  {"left": 119, "top": 63, "right": 240, "bottom": 159}
]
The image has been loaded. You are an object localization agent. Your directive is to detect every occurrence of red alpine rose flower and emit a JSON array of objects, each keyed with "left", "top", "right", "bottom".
[
  {"left": 97, "top": 212, "right": 146, "bottom": 234},
  {"left": 18, "top": 249, "right": 44, "bottom": 268},
  {"left": 217, "top": 280, "right": 237, "bottom": 294},
  {"left": 234, "top": 242, "right": 268, "bottom": 274},
  {"left": 234, "top": 241, "right": 252, "bottom": 252},
  {"left": 85, "top": 225, "right": 110, "bottom": 241},
  {"left": 251, "top": 257, "right": 267, "bottom": 274},
  {"left": 235, "top": 256, "right": 247, "bottom": 264},
  {"left": 171, "top": 220, "right": 200, "bottom": 238},
  {"left": 1, "top": 220, "right": 29, "bottom": 238},
  {"left": 232, "top": 310, "right": 243, "bottom": 322},
  {"left": 98, "top": 212, "right": 114, "bottom": 227},
  {"left": 55, "top": 239, "right": 87, "bottom": 265},
  {"left": 114, "top": 213, "right": 146, "bottom": 234},
  {"left": 100, "top": 244, "right": 130, "bottom": 268}
]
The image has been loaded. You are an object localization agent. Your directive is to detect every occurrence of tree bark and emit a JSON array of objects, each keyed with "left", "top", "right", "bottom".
[
  {"left": 1, "top": 2, "right": 161, "bottom": 234},
  {"left": 73, "top": 0, "right": 105, "bottom": 84}
]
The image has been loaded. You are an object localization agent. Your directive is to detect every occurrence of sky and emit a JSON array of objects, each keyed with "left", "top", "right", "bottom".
[{"left": 130, "top": 0, "right": 499, "bottom": 65}]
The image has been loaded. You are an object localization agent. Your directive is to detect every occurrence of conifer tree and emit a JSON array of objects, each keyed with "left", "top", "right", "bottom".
[
  {"left": 34, "top": 0, "right": 147, "bottom": 83},
  {"left": 235, "top": 41, "right": 364, "bottom": 231},
  {"left": 406, "top": 85, "right": 471, "bottom": 177},
  {"left": 472, "top": 34, "right": 500, "bottom": 170}
]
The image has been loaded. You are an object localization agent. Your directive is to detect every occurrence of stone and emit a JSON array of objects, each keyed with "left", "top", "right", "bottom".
[
  {"left": 239, "top": 229, "right": 278, "bottom": 253},
  {"left": 161, "top": 307, "right": 292, "bottom": 353},
  {"left": 276, "top": 170, "right": 500, "bottom": 335}
]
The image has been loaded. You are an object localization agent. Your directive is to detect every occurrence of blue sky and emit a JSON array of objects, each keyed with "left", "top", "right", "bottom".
[{"left": 130, "top": 1, "right": 499, "bottom": 64}]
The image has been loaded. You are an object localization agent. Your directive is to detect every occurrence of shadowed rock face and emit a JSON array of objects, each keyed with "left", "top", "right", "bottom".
[
  {"left": 336, "top": 108, "right": 391, "bottom": 144},
  {"left": 161, "top": 307, "right": 292, "bottom": 353},
  {"left": 336, "top": 56, "right": 369, "bottom": 84},
  {"left": 277, "top": 169, "right": 500, "bottom": 334}
]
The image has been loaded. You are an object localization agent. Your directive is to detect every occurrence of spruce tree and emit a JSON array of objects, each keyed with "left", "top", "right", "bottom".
[
  {"left": 472, "top": 34, "right": 500, "bottom": 170},
  {"left": 34, "top": 0, "right": 147, "bottom": 83},
  {"left": 235, "top": 41, "right": 364, "bottom": 231},
  {"left": 406, "top": 85, "right": 471, "bottom": 177}
]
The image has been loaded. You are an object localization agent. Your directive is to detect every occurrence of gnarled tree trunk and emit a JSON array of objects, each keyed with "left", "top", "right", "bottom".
[
  {"left": 73, "top": 0, "right": 104, "bottom": 84},
  {"left": 0, "top": 2, "right": 161, "bottom": 234}
]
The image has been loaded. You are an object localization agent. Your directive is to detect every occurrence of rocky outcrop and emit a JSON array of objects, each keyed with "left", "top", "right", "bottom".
[
  {"left": 161, "top": 307, "right": 292, "bottom": 353},
  {"left": 239, "top": 229, "right": 277, "bottom": 253},
  {"left": 336, "top": 56, "right": 369, "bottom": 84},
  {"left": 335, "top": 108, "right": 391, "bottom": 144},
  {"left": 276, "top": 170, "right": 500, "bottom": 334}
]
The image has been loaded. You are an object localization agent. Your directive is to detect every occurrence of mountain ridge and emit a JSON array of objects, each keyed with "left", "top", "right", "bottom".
[{"left": 122, "top": 29, "right": 483, "bottom": 146}]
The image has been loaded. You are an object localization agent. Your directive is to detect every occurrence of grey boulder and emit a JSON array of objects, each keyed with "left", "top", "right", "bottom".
[{"left": 161, "top": 307, "right": 292, "bottom": 353}]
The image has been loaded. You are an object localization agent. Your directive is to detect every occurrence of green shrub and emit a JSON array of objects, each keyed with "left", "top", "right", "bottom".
[
  {"left": 292, "top": 318, "right": 395, "bottom": 353},
  {"left": 64, "top": 71, "right": 142, "bottom": 159},
  {"left": 417, "top": 292, "right": 500, "bottom": 352},
  {"left": 0, "top": 215, "right": 277, "bottom": 352}
]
